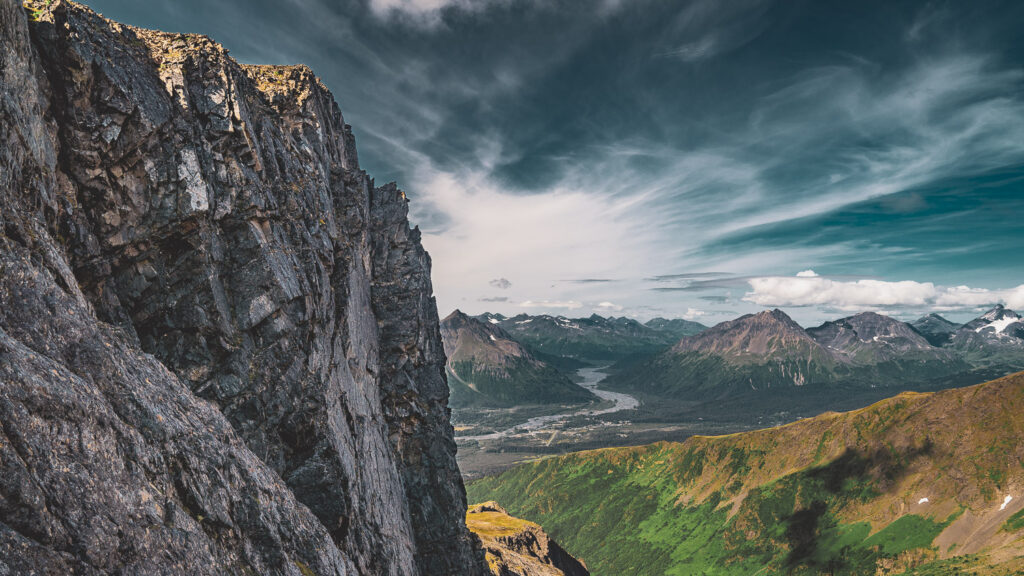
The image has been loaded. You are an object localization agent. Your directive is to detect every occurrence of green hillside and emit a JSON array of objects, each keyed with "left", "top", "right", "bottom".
[{"left": 468, "top": 372, "right": 1024, "bottom": 575}]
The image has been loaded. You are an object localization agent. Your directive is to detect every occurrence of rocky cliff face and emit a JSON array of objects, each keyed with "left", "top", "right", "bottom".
[{"left": 0, "top": 1, "right": 484, "bottom": 574}]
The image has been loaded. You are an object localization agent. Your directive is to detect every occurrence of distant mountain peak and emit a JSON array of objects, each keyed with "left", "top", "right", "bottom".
[
  {"left": 981, "top": 304, "right": 1014, "bottom": 321},
  {"left": 439, "top": 312, "right": 593, "bottom": 407},
  {"left": 807, "top": 312, "right": 944, "bottom": 362},
  {"left": 673, "top": 308, "right": 819, "bottom": 358},
  {"left": 929, "top": 306, "right": 1023, "bottom": 357},
  {"left": 911, "top": 313, "right": 962, "bottom": 346},
  {"left": 970, "top": 306, "right": 1021, "bottom": 335}
]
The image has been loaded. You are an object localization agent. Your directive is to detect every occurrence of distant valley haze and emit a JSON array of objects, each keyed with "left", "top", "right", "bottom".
[{"left": 82, "top": 0, "right": 1024, "bottom": 325}]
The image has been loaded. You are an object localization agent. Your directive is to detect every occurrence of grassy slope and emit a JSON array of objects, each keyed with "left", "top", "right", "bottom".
[{"left": 468, "top": 372, "right": 1024, "bottom": 575}]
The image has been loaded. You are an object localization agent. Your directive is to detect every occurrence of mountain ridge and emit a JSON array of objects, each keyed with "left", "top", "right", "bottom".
[
  {"left": 468, "top": 370, "right": 1024, "bottom": 575},
  {"left": 482, "top": 312, "right": 704, "bottom": 363},
  {"left": 440, "top": 310, "right": 594, "bottom": 407},
  {"left": 606, "top": 308, "right": 1008, "bottom": 400}
]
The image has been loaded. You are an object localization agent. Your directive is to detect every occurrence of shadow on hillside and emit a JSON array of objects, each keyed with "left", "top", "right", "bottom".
[
  {"left": 809, "top": 439, "right": 934, "bottom": 493},
  {"left": 783, "top": 440, "right": 935, "bottom": 570}
]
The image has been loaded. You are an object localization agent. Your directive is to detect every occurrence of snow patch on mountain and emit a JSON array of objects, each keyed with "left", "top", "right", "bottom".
[{"left": 975, "top": 314, "right": 1021, "bottom": 335}]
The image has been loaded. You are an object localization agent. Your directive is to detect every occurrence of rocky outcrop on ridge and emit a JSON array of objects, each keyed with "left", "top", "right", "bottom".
[
  {"left": 466, "top": 502, "right": 590, "bottom": 576},
  {"left": 0, "top": 1, "right": 484, "bottom": 574}
]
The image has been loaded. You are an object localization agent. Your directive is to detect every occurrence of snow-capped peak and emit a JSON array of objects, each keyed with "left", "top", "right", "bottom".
[{"left": 975, "top": 309, "right": 1021, "bottom": 334}]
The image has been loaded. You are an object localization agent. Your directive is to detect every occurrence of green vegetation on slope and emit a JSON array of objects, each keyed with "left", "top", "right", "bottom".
[
  {"left": 469, "top": 447, "right": 956, "bottom": 575},
  {"left": 1003, "top": 508, "right": 1024, "bottom": 533},
  {"left": 468, "top": 372, "right": 1024, "bottom": 575}
]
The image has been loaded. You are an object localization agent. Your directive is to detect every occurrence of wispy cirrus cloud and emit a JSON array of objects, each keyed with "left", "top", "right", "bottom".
[{"left": 86, "top": 0, "right": 1024, "bottom": 324}]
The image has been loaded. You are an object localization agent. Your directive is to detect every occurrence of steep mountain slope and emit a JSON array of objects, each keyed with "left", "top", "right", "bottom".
[
  {"left": 1, "top": 1, "right": 484, "bottom": 573},
  {"left": 469, "top": 372, "right": 1024, "bottom": 575},
  {"left": 912, "top": 313, "right": 962, "bottom": 347},
  {"left": 441, "top": 311, "right": 594, "bottom": 407},
  {"left": 491, "top": 313, "right": 688, "bottom": 363},
  {"left": 948, "top": 306, "right": 1024, "bottom": 368},
  {"left": 466, "top": 502, "right": 589, "bottom": 576}
]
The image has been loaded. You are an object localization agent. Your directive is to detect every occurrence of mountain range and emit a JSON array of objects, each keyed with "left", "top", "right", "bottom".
[
  {"left": 468, "top": 370, "right": 1024, "bottom": 575},
  {"left": 942, "top": 305, "right": 1024, "bottom": 368},
  {"left": 478, "top": 313, "right": 706, "bottom": 364},
  {"left": 441, "top": 311, "right": 595, "bottom": 408},
  {"left": 605, "top": 307, "right": 1022, "bottom": 401}
]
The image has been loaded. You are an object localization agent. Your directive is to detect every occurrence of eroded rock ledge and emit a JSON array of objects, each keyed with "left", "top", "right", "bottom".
[
  {"left": 1, "top": 0, "right": 484, "bottom": 573},
  {"left": 467, "top": 502, "right": 590, "bottom": 576}
]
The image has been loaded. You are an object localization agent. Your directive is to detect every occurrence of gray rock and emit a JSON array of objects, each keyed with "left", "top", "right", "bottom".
[{"left": 1, "top": 0, "right": 485, "bottom": 574}]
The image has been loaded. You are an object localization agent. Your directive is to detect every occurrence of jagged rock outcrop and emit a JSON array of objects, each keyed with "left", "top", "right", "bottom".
[
  {"left": 466, "top": 502, "right": 589, "bottom": 576},
  {"left": 1, "top": 0, "right": 484, "bottom": 574}
]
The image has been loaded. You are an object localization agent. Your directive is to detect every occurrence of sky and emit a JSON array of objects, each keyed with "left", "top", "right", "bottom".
[{"left": 83, "top": 0, "right": 1024, "bottom": 327}]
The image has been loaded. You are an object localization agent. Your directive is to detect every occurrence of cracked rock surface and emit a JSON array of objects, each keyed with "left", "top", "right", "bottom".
[{"left": 1, "top": 1, "right": 485, "bottom": 573}]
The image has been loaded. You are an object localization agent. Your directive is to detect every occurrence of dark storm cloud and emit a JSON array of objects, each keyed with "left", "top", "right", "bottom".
[{"left": 82, "top": 0, "right": 1024, "bottom": 323}]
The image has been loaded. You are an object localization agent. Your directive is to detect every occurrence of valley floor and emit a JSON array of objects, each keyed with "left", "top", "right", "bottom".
[{"left": 455, "top": 365, "right": 1014, "bottom": 479}]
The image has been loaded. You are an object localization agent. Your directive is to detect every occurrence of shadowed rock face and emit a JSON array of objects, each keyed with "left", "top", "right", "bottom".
[
  {"left": 1, "top": 1, "right": 485, "bottom": 574},
  {"left": 911, "top": 313, "right": 962, "bottom": 347}
]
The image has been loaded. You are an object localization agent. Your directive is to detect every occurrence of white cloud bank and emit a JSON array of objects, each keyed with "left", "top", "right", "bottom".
[{"left": 744, "top": 273, "right": 1024, "bottom": 311}]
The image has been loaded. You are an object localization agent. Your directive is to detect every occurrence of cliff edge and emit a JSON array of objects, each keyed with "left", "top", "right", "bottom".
[
  {"left": 466, "top": 502, "right": 590, "bottom": 576},
  {"left": 0, "top": 0, "right": 485, "bottom": 573}
]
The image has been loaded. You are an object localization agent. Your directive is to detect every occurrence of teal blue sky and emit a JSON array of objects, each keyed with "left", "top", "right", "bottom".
[{"left": 82, "top": 0, "right": 1024, "bottom": 325}]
